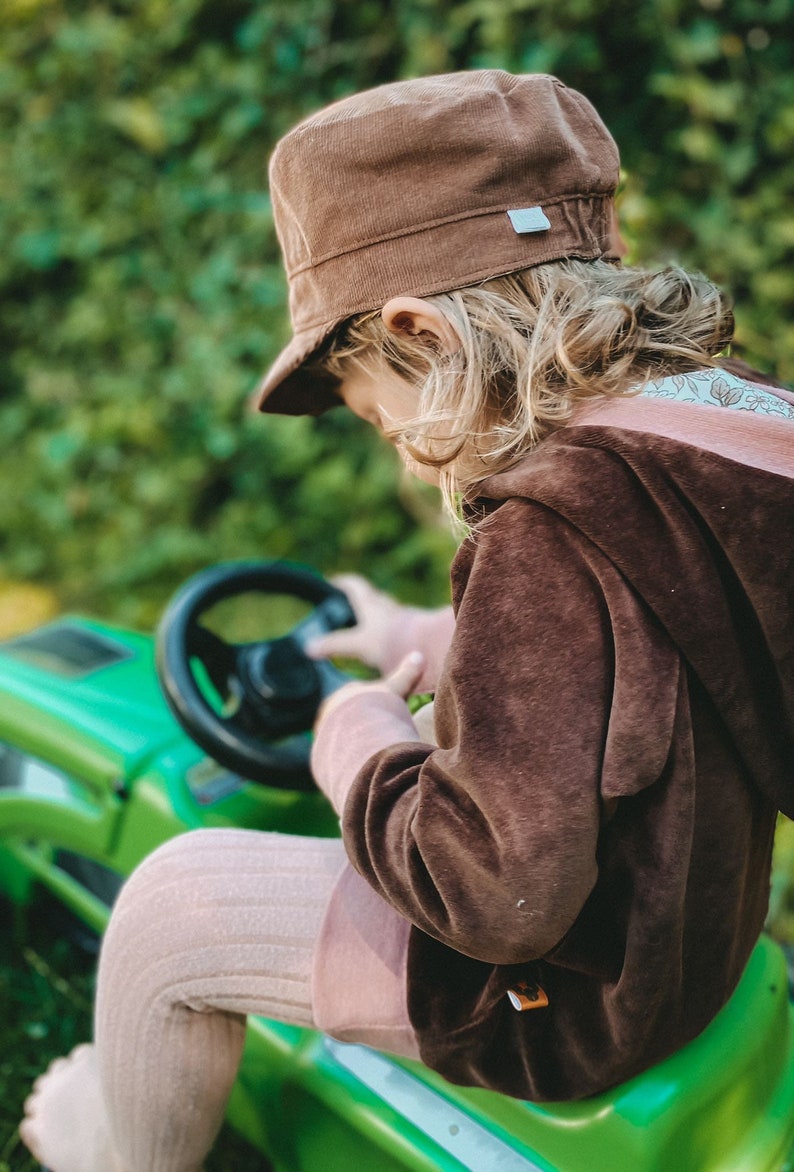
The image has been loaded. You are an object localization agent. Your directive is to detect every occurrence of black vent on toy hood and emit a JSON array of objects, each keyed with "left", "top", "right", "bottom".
[{"left": 2, "top": 622, "right": 133, "bottom": 677}]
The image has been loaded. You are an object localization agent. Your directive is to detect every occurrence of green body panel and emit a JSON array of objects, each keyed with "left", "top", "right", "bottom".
[
  {"left": 223, "top": 937, "right": 794, "bottom": 1172},
  {"left": 2, "top": 616, "right": 794, "bottom": 1171}
]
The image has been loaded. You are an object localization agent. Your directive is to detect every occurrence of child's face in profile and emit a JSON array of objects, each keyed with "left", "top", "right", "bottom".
[
  {"left": 337, "top": 363, "right": 440, "bottom": 485},
  {"left": 333, "top": 294, "right": 461, "bottom": 485}
]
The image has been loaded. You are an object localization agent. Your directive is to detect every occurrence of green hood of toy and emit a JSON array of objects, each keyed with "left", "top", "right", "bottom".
[{"left": 0, "top": 618, "right": 185, "bottom": 782}]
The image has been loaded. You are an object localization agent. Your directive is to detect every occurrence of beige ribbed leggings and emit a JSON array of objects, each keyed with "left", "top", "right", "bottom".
[{"left": 94, "top": 828, "right": 347, "bottom": 1172}]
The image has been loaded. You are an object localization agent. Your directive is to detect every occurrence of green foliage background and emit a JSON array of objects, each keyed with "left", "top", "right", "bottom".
[
  {"left": 1, "top": 0, "right": 792, "bottom": 627},
  {"left": 1, "top": 7, "right": 793, "bottom": 1164}
]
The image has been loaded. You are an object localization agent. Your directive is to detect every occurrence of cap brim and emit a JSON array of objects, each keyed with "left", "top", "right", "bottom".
[{"left": 253, "top": 322, "right": 342, "bottom": 415}]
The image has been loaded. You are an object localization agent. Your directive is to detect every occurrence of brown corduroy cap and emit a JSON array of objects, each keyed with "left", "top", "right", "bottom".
[{"left": 256, "top": 70, "right": 620, "bottom": 415}]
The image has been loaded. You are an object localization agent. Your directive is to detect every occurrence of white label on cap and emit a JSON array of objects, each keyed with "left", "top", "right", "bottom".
[{"left": 507, "top": 206, "right": 551, "bottom": 234}]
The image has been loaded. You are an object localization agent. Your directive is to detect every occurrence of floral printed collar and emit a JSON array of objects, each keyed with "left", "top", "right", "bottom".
[{"left": 640, "top": 367, "right": 794, "bottom": 420}]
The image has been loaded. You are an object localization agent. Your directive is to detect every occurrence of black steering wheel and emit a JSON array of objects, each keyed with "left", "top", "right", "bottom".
[{"left": 156, "top": 561, "right": 356, "bottom": 789}]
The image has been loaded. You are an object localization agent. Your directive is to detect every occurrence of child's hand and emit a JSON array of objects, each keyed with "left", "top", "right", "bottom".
[
  {"left": 314, "top": 651, "right": 425, "bottom": 727},
  {"left": 305, "top": 574, "right": 409, "bottom": 671}
]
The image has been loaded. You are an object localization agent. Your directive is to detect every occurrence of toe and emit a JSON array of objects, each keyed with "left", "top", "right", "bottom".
[
  {"left": 31, "top": 1058, "right": 68, "bottom": 1093},
  {"left": 18, "top": 1117, "right": 43, "bottom": 1161}
]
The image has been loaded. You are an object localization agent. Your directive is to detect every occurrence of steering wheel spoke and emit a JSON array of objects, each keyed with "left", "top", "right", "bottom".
[
  {"left": 186, "top": 623, "right": 240, "bottom": 697},
  {"left": 290, "top": 595, "right": 361, "bottom": 650}
]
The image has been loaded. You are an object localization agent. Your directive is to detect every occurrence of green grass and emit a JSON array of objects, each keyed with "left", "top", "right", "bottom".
[{"left": 0, "top": 897, "right": 270, "bottom": 1172}]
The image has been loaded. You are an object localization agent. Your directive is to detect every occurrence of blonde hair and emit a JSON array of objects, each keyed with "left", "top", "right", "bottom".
[{"left": 319, "top": 259, "right": 734, "bottom": 520}]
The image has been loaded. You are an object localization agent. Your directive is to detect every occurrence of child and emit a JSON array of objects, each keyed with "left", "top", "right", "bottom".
[{"left": 21, "top": 70, "right": 794, "bottom": 1172}]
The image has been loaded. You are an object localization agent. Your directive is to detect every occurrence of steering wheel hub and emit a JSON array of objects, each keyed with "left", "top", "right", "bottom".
[{"left": 239, "top": 636, "right": 322, "bottom": 734}]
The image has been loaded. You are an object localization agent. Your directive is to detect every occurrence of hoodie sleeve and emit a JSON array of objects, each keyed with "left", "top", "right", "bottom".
[
  {"left": 335, "top": 499, "right": 636, "bottom": 964},
  {"left": 333, "top": 501, "right": 600, "bottom": 961}
]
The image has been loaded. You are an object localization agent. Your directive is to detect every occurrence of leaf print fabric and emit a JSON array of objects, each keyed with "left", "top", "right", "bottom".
[{"left": 640, "top": 367, "right": 794, "bottom": 419}]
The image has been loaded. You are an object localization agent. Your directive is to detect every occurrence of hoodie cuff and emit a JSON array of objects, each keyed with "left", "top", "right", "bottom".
[{"left": 311, "top": 690, "right": 423, "bottom": 816}]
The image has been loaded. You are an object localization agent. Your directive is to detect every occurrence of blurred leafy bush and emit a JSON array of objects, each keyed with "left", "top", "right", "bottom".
[{"left": 0, "top": 0, "right": 791, "bottom": 626}]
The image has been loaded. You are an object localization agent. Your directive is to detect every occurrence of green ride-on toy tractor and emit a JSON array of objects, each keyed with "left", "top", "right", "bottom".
[{"left": 2, "top": 560, "right": 794, "bottom": 1172}]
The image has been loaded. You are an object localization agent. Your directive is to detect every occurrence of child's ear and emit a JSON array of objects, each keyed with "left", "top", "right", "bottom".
[{"left": 381, "top": 297, "right": 460, "bottom": 355}]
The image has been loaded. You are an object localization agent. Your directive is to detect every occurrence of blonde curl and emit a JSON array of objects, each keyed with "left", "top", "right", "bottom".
[{"left": 318, "top": 259, "right": 734, "bottom": 521}]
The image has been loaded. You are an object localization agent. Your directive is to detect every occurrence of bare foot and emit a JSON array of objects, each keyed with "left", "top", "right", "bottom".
[{"left": 20, "top": 1043, "right": 126, "bottom": 1172}]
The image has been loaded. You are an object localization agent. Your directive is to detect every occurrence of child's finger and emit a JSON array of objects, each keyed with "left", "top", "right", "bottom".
[
  {"left": 328, "top": 573, "right": 375, "bottom": 603},
  {"left": 385, "top": 651, "right": 425, "bottom": 697},
  {"left": 305, "top": 630, "right": 365, "bottom": 660},
  {"left": 327, "top": 573, "right": 385, "bottom": 625}
]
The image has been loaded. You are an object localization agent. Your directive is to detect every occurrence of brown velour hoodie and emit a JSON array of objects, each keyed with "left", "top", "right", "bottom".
[{"left": 321, "top": 393, "right": 794, "bottom": 1101}]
